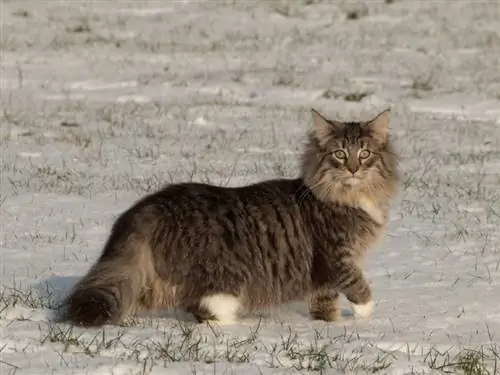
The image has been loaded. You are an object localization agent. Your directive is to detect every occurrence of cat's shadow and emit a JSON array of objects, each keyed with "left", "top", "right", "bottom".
[
  {"left": 33, "top": 276, "right": 354, "bottom": 324},
  {"left": 32, "top": 275, "right": 79, "bottom": 323},
  {"left": 33, "top": 275, "right": 77, "bottom": 313}
]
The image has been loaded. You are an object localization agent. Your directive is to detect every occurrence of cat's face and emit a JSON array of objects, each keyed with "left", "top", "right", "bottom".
[{"left": 306, "top": 109, "right": 394, "bottom": 190}]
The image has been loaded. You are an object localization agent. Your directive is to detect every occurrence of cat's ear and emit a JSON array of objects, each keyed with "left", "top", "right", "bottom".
[
  {"left": 311, "top": 109, "right": 342, "bottom": 140},
  {"left": 365, "top": 108, "right": 390, "bottom": 143}
]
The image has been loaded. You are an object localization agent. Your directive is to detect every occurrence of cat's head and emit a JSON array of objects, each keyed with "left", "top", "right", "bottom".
[{"left": 301, "top": 108, "right": 399, "bottom": 202}]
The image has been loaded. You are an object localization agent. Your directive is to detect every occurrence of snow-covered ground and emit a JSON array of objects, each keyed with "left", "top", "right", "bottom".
[{"left": 1, "top": 1, "right": 500, "bottom": 374}]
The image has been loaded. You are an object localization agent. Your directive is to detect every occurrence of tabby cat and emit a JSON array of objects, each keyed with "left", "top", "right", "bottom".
[{"left": 64, "top": 108, "right": 399, "bottom": 327}]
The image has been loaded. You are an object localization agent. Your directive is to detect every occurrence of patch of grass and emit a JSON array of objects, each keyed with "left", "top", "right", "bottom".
[
  {"left": 8, "top": 164, "right": 93, "bottom": 196},
  {"left": 32, "top": 317, "right": 400, "bottom": 373},
  {"left": 96, "top": 105, "right": 128, "bottom": 128},
  {"left": 367, "top": 353, "right": 394, "bottom": 373},
  {"left": 408, "top": 76, "right": 434, "bottom": 98},
  {"left": 40, "top": 323, "right": 81, "bottom": 349},
  {"left": 344, "top": 91, "right": 371, "bottom": 102},
  {"left": 39, "top": 321, "right": 129, "bottom": 355},
  {"left": 411, "top": 77, "right": 433, "bottom": 92},
  {"left": 346, "top": 10, "right": 360, "bottom": 20},
  {"left": 273, "top": 73, "right": 294, "bottom": 86},
  {"left": 6, "top": 306, "right": 500, "bottom": 374},
  {"left": 319, "top": 90, "right": 372, "bottom": 102},
  {"left": 146, "top": 325, "right": 208, "bottom": 363},
  {"left": 65, "top": 17, "right": 92, "bottom": 33},
  {"left": 273, "top": 4, "right": 294, "bottom": 17},
  {"left": 0, "top": 287, "right": 56, "bottom": 312},
  {"left": 12, "top": 9, "right": 31, "bottom": 17},
  {"left": 424, "top": 346, "right": 500, "bottom": 375},
  {"left": 285, "top": 341, "right": 339, "bottom": 371},
  {"left": 320, "top": 89, "right": 342, "bottom": 99},
  {"left": 1, "top": 100, "right": 25, "bottom": 127},
  {"left": 345, "top": 6, "right": 368, "bottom": 20},
  {"left": 60, "top": 121, "right": 81, "bottom": 128}
]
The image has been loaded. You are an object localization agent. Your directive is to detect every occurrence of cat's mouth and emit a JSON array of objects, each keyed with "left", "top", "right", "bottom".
[{"left": 343, "top": 176, "right": 361, "bottom": 186}]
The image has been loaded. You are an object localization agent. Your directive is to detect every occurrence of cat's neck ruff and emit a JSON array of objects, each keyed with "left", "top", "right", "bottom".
[
  {"left": 354, "top": 195, "right": 385, "bottom": 226},
  {"left": 309, "top": 182, "right": 387, "bottom": 226}
]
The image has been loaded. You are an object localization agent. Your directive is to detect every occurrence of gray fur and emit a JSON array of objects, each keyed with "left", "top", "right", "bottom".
[{"left": 64, "top": 108, "right": 400, "bottom": 327}]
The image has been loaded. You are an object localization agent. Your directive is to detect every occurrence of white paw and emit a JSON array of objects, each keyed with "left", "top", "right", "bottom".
[
  {"left": 351, "top": 300, "right": 374, "bottom": 318},
  {"left": 199, "top": 294, "right": 240, "bottom": 324}
]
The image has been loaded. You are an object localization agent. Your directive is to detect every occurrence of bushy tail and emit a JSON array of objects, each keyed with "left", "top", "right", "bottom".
[{"left": 64, "top": 239, "right": 151, "bottom": 327}]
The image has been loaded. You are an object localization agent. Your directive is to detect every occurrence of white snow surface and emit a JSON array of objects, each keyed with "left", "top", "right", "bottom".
[{"left": 1, "top": 1, "right": 500, "bottom": 374}]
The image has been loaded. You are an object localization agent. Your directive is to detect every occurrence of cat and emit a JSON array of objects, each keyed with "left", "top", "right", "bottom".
[{"left": 63, "top": 108, "right": 399, "bottom": 327}]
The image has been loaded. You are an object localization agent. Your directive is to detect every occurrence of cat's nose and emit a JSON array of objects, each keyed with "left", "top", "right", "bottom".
[{"left": 347, "top": 165, "right": 358, "bottom": 174}]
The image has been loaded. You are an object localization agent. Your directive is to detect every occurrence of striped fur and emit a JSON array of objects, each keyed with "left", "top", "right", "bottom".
[{"left": 64, "top": 108, "right": 399, "bottom": 327}]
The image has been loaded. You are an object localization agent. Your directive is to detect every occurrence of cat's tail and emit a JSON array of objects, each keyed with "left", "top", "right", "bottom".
[{"left": 63, "top": 236, "right": 153, "bottom": 327}]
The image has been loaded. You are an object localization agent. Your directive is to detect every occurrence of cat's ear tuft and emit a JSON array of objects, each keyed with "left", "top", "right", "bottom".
[
  {"left": 365, "top": 108, "right": 390, "bottom": 143},
  {"left": 310, "top": 108, "right": 341, "bottom": 141}
]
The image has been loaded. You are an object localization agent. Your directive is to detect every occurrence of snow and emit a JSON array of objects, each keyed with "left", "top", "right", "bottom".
[{"left": 1, "top": 0, "right": 500, "bottom": 374}]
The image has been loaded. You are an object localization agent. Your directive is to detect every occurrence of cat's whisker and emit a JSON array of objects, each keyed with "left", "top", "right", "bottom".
[{"left": 297, "top": 180, "right": 324, "bottom": 204}]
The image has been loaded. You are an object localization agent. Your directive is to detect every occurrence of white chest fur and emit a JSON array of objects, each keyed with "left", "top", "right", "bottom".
[{"left": 356, "top": 195, "right": 385, "bottom": 226}]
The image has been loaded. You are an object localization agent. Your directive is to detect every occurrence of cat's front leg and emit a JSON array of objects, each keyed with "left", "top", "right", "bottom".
[
  {"left": 309, "top": 289, "right": 340, "bottom": 322},
  {"left": 336, "top": 261, "right": 374, "bottom": 318}
]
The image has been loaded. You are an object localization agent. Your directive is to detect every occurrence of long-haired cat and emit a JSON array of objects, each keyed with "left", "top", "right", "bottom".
[{"left": 64, "top": 108, "right": 399, "bottom": 327}]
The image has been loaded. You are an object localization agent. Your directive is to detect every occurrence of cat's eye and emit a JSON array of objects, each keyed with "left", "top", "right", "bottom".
[
  {"left": 359, "top": 149, "right": 371, "bottom": 159},
  {"left": 333, "top": 150, "right": 347, "bottom": 160}
]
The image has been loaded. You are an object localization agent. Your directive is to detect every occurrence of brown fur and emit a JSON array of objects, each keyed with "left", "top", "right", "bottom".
[{"left": 63, "top": 108, "right": 399, "bottom": 327}]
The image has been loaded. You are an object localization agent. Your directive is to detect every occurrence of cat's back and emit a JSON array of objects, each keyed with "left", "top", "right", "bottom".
[
  {"left": 114, "top": 178, "right": 305, "bottom": 240},
  {"left": 139, "top": 178, "right": 303, "bottom": 211}
]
